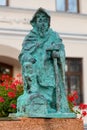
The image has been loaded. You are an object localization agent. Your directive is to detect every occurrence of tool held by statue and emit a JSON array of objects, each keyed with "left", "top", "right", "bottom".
[{"left": 46, "top": 43, "right": 62, "bottom": 111}]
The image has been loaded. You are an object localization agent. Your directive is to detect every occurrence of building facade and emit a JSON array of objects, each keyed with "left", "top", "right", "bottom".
[{"left": 0, "top": 0, "right": 87, "bottom": 120}]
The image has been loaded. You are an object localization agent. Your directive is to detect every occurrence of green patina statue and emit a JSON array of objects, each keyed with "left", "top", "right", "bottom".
[{"left": 16, "top": 8, "right": 76, "bottom": 118}]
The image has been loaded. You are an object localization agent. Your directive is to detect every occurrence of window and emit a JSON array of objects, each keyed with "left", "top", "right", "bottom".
[
  {"left": 0, "top": 0, "right": 8, "bottom": 6},
  {"left": 65, "top": 58, "right": 83, "bottom": 104},
  {"left": 0, "top": 62, "right": 13, "bottom": 76},
  {"left": 56, "top": 0, "right": 79, "bottom": 13}
]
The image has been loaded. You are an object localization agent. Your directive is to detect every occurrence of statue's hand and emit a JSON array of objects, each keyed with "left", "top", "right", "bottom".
[{"left": 52, "top": 51, "right": 60, "bottom": 58}]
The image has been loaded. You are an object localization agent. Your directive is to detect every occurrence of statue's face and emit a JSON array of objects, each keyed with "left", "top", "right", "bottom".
[{"left": 36, "top": 12, "right": 49, "bottom": 37}]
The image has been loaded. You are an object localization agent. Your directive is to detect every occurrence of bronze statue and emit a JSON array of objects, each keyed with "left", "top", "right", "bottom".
[{"left": 16, "top": 8, "right": 76, "bottom": 118}]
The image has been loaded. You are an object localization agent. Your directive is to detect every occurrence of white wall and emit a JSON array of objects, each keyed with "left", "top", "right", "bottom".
[
  {"left": 9, "top": 0, "right": 55, "bottom": 11},
  {"left": 80, "top": 0, "right": 87, "bottom": 14},
  {"left": 9, "top": 0, "right": 87, "bottom": 14}
]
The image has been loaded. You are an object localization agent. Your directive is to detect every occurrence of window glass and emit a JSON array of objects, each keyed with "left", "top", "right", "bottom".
[
  {"left": 56, "top": 0, "right": 65, "bottom": 11},
  {"left": 0, "top": 63, "right": 13, "bottom": 76},
  {"left": 69, "top": 59, "right": 81, "bottom": 72},
  {"left": 70, "top": 75, "right": 80, "bottom": 93},
  {"left": 70, "top": 75, "right": 81, "bottom": 104},
  {"left": 65, "top": 60, "right": 68, "bottom": 72},
  {"left": 56, "top": 0, "right": 78, "bottom": 13},
  {"left": 68, "top": 0, "right": 77, "bottom": 12},
  {"left": 0, "top": 0, "right": 6, "bottom": 5},
  {"left": 65, "top": 75, "right": 68, "bottom": 95}
]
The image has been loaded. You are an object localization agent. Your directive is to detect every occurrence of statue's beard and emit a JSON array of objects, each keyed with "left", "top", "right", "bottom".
[{"left": 38, "top": 25, "right": 48, "bottom": 37}]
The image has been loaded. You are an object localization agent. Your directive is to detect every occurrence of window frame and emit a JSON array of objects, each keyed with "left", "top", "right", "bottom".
[
  {"left": 56, "top": 0, "right": 79, "bottom": 13},
  {"left": 65, "top": 58, "right": 83, "bottom": 104},
  {"left": 6, "top": 0, "right": 9, "bottom": 6},
  {"left": 0, "top": 0, "right": 9, "bottom": 6}
]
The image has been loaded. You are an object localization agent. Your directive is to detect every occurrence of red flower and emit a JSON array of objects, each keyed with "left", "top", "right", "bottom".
[
  {"left": 68, "top": 95, "right": 75, "bottom": 102},
  {"left": 14, "top": 79, "right": 23, "bottom": 86},
  {"left": 82, "top": 111, "right": 87, "bottom": 116},
  {"left": 9, "top": 83, "right": 16, "bottom": 91},
  {"left": 0, "top": 96, "right": 5, "bottom": 103},
  {"left": 79, "top": 103, "right": 87, "bottom": 110},
  {"left": 10, "top": 104, "right": 16, "bottom": 109},
  {"left": 8, "top": 92, "right": 16, "bottom": 98},
  {"left": 73, "top": 91, "right": 78, "bottom": 100},
  {"left": 68, "top": 91, "right": 79, "bottom": 104}
]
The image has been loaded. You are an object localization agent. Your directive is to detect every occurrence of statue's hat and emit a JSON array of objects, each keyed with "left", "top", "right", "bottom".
[{"left": 30, "top": 7, "right": 50, "bottom": 27}]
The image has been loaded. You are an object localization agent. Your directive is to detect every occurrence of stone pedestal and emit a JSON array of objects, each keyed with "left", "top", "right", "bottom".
[{"left": 0, "top": 118, "right": 84, "bottom": 130}]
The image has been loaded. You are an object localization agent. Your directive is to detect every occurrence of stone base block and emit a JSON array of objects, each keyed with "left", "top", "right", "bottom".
[{"left": 0, "top": 118, "right": 84, "bottom": 130}]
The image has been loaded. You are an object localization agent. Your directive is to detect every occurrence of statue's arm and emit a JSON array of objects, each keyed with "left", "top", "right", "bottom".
[{"left": 18, "top": 31, "right": 37, "bottom": 64}]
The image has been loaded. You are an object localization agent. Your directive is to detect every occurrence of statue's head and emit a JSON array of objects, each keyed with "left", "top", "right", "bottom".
[
  {"left": 30, "top": 8, "right": 50, "bottom": 37},
  {"left": 30, "top": 8, "right": 50, "bottom": 27}
]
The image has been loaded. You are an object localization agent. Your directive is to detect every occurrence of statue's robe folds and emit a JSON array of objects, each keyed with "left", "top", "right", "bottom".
[{"left": 19, "top": 28, "right": 67, "bottom": 111}]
